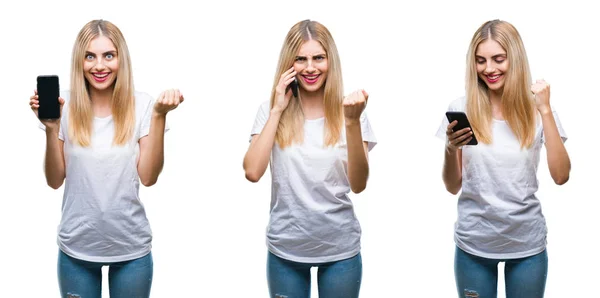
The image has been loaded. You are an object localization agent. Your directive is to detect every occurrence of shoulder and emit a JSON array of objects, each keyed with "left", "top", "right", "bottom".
[
  {"left": 60, "top": 89, "right": 71, "bottom": 103},
  {"left": 134, "top": 91, "right": 154, "bottom": 105},
  {"left": 255, "top": 100, "right": 271, "bottom": 117},
  {"left": 447, "top": 96, "right": 467, "bottom": 112},
  {"left": 259, "top": 100, "right": 270, "bottom": 112}
]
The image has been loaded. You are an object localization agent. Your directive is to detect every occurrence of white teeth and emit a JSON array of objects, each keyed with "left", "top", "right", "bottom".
[
  {"left": 93, "top": 73, "right": 109, "bottom": 78},
  {"left": 304, "top": 75, "right": 318, "bottom": 79},
  {"left": 488, "top": 75, "right": 500, "bottom": 79}
]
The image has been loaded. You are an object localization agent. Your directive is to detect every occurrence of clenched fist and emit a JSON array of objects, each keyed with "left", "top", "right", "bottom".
[
  {"left": 343, "top": 89, "right": 368, "bottom": 123},
  {"left": 154, "top": 89, "right": 184, "bottom": 115},
  {"left": 531, "top": 79, "right": 551, "bottom": 115}
]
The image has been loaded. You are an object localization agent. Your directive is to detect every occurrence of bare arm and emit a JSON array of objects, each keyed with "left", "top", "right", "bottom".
[
  {"left": 30, "top": 91, "right": 66, "bottom": 189},
  {"left": 345, "top": 120, "right": 370, "bottom": 193},
  {"left": 137, "top": 89, "right": 184, "bottom": 187},
  {"left": 442, "top": 121, "right": 472, "bottom": 195},
  {"left": 531, "top": 80, "right": 570, "bottom": 185},
  {"left": 44, "top": 128, "right": 66, "bottom": 189},
  {"left": 540, "top": 110, "right": 570, "bottom": 185},
  {"left": 243, "top": 67, "right": 296, "bottom": 183},
  {"left": 243, "top": 111, "right": 282, "bottom": 182},
  {"left": 137, "top": 113, "right": 167, "bottom": 187},
  {"left": 442, "top": 147, "right": 462, "bottom": 195}
]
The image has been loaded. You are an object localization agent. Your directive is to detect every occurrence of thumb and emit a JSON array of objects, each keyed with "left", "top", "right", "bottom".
[{"left": 361, "top": 89, "right": 369, "bottom": 100}]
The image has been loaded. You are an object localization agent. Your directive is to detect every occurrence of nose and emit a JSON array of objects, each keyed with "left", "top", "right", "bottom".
[
  {"left": 93, "top": 57, "right": 107, "bottom": 71},
  {"left": 484, "top": 61, "right": 496, "bottom": 74},
  {"left": 305, "top": 61, "right": 316, "bottom": 73}
]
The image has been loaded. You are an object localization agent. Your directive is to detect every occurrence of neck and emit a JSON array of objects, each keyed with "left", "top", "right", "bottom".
[
  {"left": 299, "top": 87, "right": 325, "bottom": 119},
  {"left": 489, "top": 88, "right": 503, "bottom": 106},
  {"left": 489, "top": 88, "right": 504, "bottom": 119},
  {"left": 89, "top": 86, "right": 113, "bottom": 117}
]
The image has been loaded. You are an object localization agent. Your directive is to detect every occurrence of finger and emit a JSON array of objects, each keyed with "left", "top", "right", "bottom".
[
  {"left": 447, "top": 120, "right": 458, "bottom": 131},
  {"left": 453, "top": 131, "right": 474, "bottom": 143},
  {"left": 168, "top": 89, "right": 175, "bottom": 105},
  {"left": 281, "top": 67, "right": 296, "bottom": 79},
  {"left": 448, "top": 128, "right": 470, "bottom": 141},
  {"left": 457, "top": 137, "right": 473, "bottom": 147},
  {"left": 285, "top": 76, "right": 296, "bottom": 85},
  {"left": 174, "top": 89, "right": 181, "bottom": 105},
  {"left": 450, "top": 127, "right": 472, "bottom": 139},
  {"left": 34, "top": 89, "right": 38, "bottom": 95},
  {"left": 58, "top": 97, "right": 65, "bottom": 105}
]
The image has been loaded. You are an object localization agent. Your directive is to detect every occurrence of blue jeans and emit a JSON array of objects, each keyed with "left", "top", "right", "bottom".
[
  {"left": 267, "top": 251, "right": 362, "bottom": 298},
  {"left": 454, "top": 246, "right": 548, "bottom": 298},
  {"left": 57, "top": 250, "right": 153, "bottom": 298}
]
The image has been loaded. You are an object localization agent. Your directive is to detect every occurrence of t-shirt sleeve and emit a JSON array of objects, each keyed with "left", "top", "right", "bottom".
[
  {"left": 360, "top": 112, "right": 377, "bottom": 151},
  {"left": 436, "top": 98, "right": 465, "bottom": 141},
  {"left": 249, "top": 101, "right": 270, "bottom": 142},
  {"left": 139, "top": 93, "right": 169, "bottom": 140},
  {"left": 541, "top": 110, "right": 567, "bottom": 144}
]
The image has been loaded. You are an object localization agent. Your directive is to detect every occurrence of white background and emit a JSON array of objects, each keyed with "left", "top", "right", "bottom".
[{"left": 1, "top": 0, "right": 597, "bottom": 297}]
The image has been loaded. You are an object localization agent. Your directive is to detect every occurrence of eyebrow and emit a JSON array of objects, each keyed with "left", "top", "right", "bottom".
[
  {"left": 476, "top": 54, "right": 506, "bottom": 59},
  {"left": 85, "top": 50, "right": 117, "bottom": 56},
  {"left": 295, "top": 53, "right": 327, "bottom": 58}
]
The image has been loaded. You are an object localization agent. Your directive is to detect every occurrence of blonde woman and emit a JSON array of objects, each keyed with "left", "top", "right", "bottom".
[
  {"left": 29, "top": 20, "right": 183, "bottom": 298},
  {"left": 243, "top": 20, "right": 376, "bottom": 298},
  {"left": 437, "top": 20, "right": 570, "bottom": 297}
]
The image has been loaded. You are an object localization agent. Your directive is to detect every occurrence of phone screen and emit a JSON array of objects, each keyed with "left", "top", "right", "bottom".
[{"left": 37, "top": 75, "right": 60, "bottom": 119}]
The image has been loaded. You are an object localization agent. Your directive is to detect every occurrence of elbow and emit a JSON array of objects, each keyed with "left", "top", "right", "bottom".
[
  {"left": 245, "top": 170, "right": 261, "bottom": 183},
  {"left": 140, "top": 176, "right": 158, "bottom": 187},
  {"left": 553, "top": 175, "right": 569, "bottom": 186},
  {"left": 47, "top": 180, "right": 63, "bottom": 190},
  {"left": 444, "top": 182, "right": 461, "bottom": 195},
  {"left": 350, "top": 181, "right": 367, "bottom": 194},
  {"left": 351, "top": 185, "right": 366, "bottom": 194}
]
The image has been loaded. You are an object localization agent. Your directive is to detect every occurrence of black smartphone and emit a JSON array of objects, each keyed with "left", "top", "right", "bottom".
[
  {"left": 37, "top": 75, "right": 61, "bottom": 119},
  {"left": 286, "top": 78, "right": 299, "bottom": 98},
  {"left": 445, "top": 111, "right": 478, "bottom": 146}
]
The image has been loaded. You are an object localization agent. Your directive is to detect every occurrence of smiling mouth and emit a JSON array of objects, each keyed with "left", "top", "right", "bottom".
[
  {"left": 91, "top": 72, "right": 110, "bottom": 82},
  {"left": 486, "top": 74, "right": 502, "bottom": 83},
  {"left": 302, "top": 74, "right": 320, "bottom": 84}
]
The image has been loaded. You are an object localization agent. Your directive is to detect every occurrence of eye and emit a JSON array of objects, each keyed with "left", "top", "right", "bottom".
[
  {"left": 314, "top": 56, "right": 325, "bottom": 61},
  {"left": 476, "top": 59, "right": 485, "bottom": 64},
  {"left": 105, "top": 53, "right": 114, "bottom": 59},
  {"left": 495, "top": 58, "right": 505, "bottom": 63},
  {"left": 295, "top": 57, "right": 306, "bottom": 62},
  {"left": 85, "top": 54, "right": 94, "bottom": 60}
]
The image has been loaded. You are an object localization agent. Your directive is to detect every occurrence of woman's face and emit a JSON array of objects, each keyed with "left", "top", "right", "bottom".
[
  {"left": 476, "top": 38, "right": 508, "bottom": 92},
  {"left": 83, "top": 35, "right": 119, "bottom": 92},
  {"left": 293, "top": 39, "right": 328, "bottom": 93}
]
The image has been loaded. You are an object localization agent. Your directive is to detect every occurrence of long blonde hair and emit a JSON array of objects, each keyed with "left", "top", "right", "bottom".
[
  {"left": 68, "top": 19, "right": 135, "bottom": 147},
  {"left": 465, "top": 20, "right": 536, "bottom": 148},
  {"left": 271, "top": 20, "right": 344, "bottom": 148}
]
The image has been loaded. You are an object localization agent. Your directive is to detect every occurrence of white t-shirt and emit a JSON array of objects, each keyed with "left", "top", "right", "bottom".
[
  {"left": 436, "top": 96, "right": 567, "bottom": 259},
  {"left": 40, "top": 90, "right": 166, "bottom": 263},
  {"left": 250, "top": 101, "right": 377, "bottom": 263}
]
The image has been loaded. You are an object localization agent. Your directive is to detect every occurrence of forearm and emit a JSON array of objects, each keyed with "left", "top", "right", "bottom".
[
  {"left": 346, "top": 120, "right": 369, "bottom": 193},
  {"left": 442, "top": 148, "right": 462, "bottom": 195},
  {"left": 243, "top": 111, "right": 281, "bottom": 182},
  {"left": 138, "top": 113, "right": 166, "bottom": 186},
  {"left": 540, "top": 110, "right": 570, "bottom": 184},
  {"left": 44, "top": 128, "right": 65, "bottom": 189}
]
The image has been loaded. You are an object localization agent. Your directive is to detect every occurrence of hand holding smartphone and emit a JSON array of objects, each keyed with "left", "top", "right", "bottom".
[
  {"left": 36, "top": 75, "right": 61, "bottom": 120},
  {"left": 286, "top": 78, "right": 299, "bottom": 98},
  {"left": 445, "top": 111, "right": 478, "bottom": 146}
]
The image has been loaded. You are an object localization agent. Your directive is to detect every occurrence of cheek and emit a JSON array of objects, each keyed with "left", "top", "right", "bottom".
[
  {"left": 83, "top": 61, "right": 94, "bottom": 72},
  {"left": 293, "top": 62, "right": 304, "bottom": 73}
]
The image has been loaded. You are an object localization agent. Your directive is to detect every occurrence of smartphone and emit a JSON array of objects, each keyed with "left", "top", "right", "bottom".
[
  {"left": 37, "top": 75, "right": 61, "bottom": 119},
  {"left": 286, "top": 78, "right": 299, "bottom": 98},
  {"left": 445, "top": 111, "right": 478, "bottom": 146}
]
